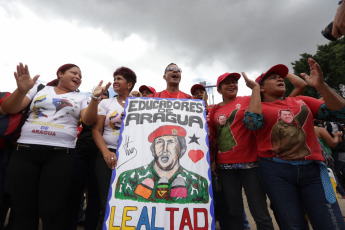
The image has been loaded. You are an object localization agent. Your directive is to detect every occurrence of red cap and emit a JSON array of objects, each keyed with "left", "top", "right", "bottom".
[
  {"left": 255, "top": 64, "right": 289, "bottom": 84},
  {"left": 216, "top": 73, "right": 241, "bottom": 88},
  {"left": 190, "top": 84, "right": 206, "bottom": 95},
  {"left": 148, "top": 125, "right": 186, "bottom": 143},
  {"left": 139, "top": 85, "right": 156, "bottom": 94}
]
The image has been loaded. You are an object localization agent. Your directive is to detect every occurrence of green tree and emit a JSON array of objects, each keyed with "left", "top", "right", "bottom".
[{"left": 285, "top": 37, "right": 345, "bottom": 98}]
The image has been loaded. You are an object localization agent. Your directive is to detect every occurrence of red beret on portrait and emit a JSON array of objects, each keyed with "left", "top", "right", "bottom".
[{"left": 148, "top": 125, "right": 187, "bottom": 143}]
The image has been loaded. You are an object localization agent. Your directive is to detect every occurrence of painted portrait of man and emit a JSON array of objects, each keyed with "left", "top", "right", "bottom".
[{"left": 115, "top": 125, "right": 209, "bottom": 204}]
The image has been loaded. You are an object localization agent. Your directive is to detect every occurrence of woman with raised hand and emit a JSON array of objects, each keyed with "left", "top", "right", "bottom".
[
  {"left": 208, "top": 72, "right": 274, "bottom": 230},
  {"left": 243, "top": 58, "right": 345, "bottom": 229},
  {"left": 1, "top": 63, "right": 110, "bottom": 230},
  {"left": 208, "top": 69, "right": 307, "bottom": 229},
  {"left": 92, "top": 66, "right": 136, "bottom": 229}
]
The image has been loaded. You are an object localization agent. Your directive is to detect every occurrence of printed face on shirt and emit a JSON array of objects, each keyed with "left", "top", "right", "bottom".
[
  {"left": 279, "top": 110, "right": 294, "bottom": 124},
  {"left": 58, "top": 67, "right": 82, "bottom": 91},
  {"left": 218, "top": 114, "right": 227, "bottom": 126},
  {"left": 164, "top": 64, "right": 181, "bottom": 86},
  {"left": 153, "top": 135, "right": 180, "bottom": 171}
]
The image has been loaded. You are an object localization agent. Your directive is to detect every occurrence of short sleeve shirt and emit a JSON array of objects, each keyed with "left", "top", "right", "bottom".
[
  {"left": 153, "top": 90, "right": 192, "bottom": 99},
  {"left": 254, "top": 96, "right": 324, "bottom": 161},
  {"left": 18, "top": 85, "right": 89, "bottom": 148},
  {"left": 98, "top": 97, "right": 124, "bottom": 149},
  {"left": 208, "top": 96, "right": 258, "bottom": 164}
]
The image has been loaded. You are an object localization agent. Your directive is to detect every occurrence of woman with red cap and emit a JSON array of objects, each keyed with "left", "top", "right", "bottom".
[
  {"left": 1, "top": 63, "right": 110, "bottom": 230},
  {"left": 208, "top": 69, "right": 307, "bottom": 229},
  {"left": 244, "top": 58, "right": 345, "bottom": 229},
  {"left": 92, "top": 66, "right": 136, "bottom": 229}
]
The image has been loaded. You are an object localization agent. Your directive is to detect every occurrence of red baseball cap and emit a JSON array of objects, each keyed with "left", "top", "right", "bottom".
[
  {"left": 190, "top": 84, "right": 206, "bottom": 95},
  {"left": 139, "top": 85, "right": 156, "bottom": 94},
  {"left": 217, "top": 73, "right": 241, "bottom": 88},
  {"left": 255, "top": 64, "right": 289, "bottom": 84},
  {"left": 148, "top": 125, "right": 186, "bottom": 143}
]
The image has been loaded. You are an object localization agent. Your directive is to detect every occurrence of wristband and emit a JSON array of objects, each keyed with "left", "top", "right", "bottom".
[{"left": 90, "top": 94, "right": 101, "bottom": 100}]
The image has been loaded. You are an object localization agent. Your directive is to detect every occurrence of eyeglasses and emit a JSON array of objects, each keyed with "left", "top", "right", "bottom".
[{"left": 165, "top": 66, "right": 182, "bottom": 73}]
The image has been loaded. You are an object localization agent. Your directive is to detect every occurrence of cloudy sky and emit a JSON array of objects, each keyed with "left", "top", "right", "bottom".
[{"left": 0, "top": 0, "right": 338, "bottom": 103}]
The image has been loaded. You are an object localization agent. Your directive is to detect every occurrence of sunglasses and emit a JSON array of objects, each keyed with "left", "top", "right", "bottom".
[{"left": 166, "top": 66, "right": 182, "bottom": 73}]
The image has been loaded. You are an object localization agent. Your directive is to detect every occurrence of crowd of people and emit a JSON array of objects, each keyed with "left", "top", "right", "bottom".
[
  {"left": 0, "top": 59, "right": 344, "bottom": 230},
  {"left": 0, "top": 2, "right": 345, "bottom": 229}
]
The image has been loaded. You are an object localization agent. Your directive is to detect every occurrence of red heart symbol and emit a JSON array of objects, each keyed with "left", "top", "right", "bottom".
[{"left": 188, "top": 150, "right": 204, "bottom": 163}]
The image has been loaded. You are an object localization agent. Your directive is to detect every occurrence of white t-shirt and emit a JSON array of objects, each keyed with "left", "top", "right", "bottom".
[
  {"left": 98, "top": 97, "right": 124, "bottom": 149},
  {"left": 18, "top": 84, "right": 89, "bottom": 148}
]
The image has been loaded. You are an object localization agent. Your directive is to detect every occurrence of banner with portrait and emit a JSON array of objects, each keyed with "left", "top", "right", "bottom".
[{"left": 103, "top": 97, "right": 214, "bottom": 230}]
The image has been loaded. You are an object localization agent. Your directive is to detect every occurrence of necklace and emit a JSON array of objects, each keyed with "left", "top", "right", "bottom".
[{"left": 117, "top": 98, "right": 125, "bottom": 103}]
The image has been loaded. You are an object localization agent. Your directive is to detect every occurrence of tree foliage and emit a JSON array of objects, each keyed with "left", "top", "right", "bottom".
[{"left": 285, "top": 37, "right": 345, "bottom": 98}]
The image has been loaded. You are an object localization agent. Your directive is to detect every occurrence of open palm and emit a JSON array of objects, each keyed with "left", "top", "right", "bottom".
[
  {"left": 300, "top": 58, "right": 324, "bottom": 89},
  {"left": 14, "top": 63, "right": 40, "bottom": 92}
]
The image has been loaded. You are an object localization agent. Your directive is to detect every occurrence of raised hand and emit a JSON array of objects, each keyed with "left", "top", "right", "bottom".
[
  {"left": 242, "top": 72, "right": 259, "bottom": 89},
  {"left": 332, "top": 1, "right": 345, "bottom": 38},
  {"left": 92, "top": 80, "right": 111, "bottom": 97},
  {"left": 131, "top": 91, "right": 141, "bottom": 97},
  {"left": 300, "top": 58, "right": 324, "bottom": 89},
  {"left": 14, "top": 63, "right": 40, "bottom": 93}
]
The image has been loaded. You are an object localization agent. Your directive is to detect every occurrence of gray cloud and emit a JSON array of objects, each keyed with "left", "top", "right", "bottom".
[{"left": 4, "top": 0, "right": 337, "bottom": 74}]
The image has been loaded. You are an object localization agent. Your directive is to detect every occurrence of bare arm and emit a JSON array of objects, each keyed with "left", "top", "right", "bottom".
[
  {"left": 92, "top": 115, "right": 117, "bottom": 169},
  {"left": 1, "top": 63, "right": 39, "bottom": 114},
  {"left": 301, "top": 58, "right": 345, "bottom": 110},
  {"left": 242, "top": 72, "right": 262, "bottom": 114},
  {"left": 80, "top": 81, "right": 111, "bottom": 126},
  {"left": 286, "top": 73, "right": 307, "bottom": 97},
  {"left": 317, "top": 127, "right": 343, "bottom": 149}
]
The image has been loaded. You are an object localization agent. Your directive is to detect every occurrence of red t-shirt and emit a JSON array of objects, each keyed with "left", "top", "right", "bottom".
[
  {"left": 208, "top": 96, "right": 258, "bottom": 164},
  {"left": 153, "top": 90, "right": 192, "bottom": 99},
  {"left": 254, "top": 96, "right": 324, "bottom": 161}
]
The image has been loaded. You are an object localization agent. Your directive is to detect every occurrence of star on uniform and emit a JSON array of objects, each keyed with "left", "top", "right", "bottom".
[{"left": 188, "top": 134, "right": 200, "bottom": 144}]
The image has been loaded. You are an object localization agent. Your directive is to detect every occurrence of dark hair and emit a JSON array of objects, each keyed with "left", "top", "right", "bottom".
[
  {"left": 150, "top": 136, "right": 187, "bottom": 159},
  {"left": 56, "top": 64, "right": 79, "bottom": 77},
  {"left": 278, "top": 109, "right": 293, "bottom": 117},
  {"left": 164, "top": 63, "right": 177, "bottom": 74},
  {"left": 113, "top": 67, "right": 137, "bottom": 91},
  {"left": 47, "top": 64, "right": 79, "bottom": 86},
  {"left": 103, "top": 90, "right": 109, "bottom": 97},
  {"left": 314, "top": 119, "right": 324, "bottom": 127}
]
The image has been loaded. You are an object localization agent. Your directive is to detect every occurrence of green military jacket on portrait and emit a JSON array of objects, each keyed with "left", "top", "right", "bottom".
[{"left": 115, "top": 161, "right": 209, "bottom": 204}]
